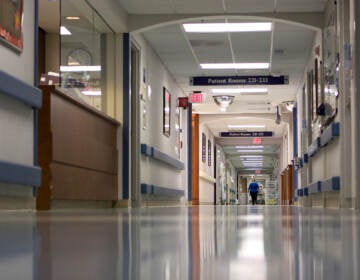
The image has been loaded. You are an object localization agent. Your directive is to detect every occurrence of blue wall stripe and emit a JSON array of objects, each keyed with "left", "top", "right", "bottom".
[
  {"left": 140, "top": 183, "right": 184, "bottom": 197},
  {"left": 141, "top": 143, "right": 184, "bottom": 169},
  {"left": 293, "top": 105, "right": 298, "bottom": 199},
  {"left": 122, "top": 33, "right": 130, "bottom": 200},
  {"left": 152, "top": 148, "right": 185, "bottom": 170},
  {"left": 320, "top": 122, "right": 340, "bottom": 147},
  {"left": 33, "top": 0, "right": 40, "bottom": 197},
  {"left": 187, "top": 103, "right": 192, "bottom": 202},
  {"left": 0, "top": 160, "right": 41, "bottom": 187},
  {"left": 0, "top": 71, "right": 42, "bottom": 109}
]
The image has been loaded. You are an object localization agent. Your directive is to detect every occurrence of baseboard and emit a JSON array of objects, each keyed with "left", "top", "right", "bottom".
[
  {"left": 0, "top": 196, "right": 36, "bottom": 210},
  {"left": 142, "top": 199, "right": 183, "bottom": 207},
  {"left": 113, "top": 199, "right": 129, "bottom": 208},
  {"left": 51, "top": 199, "right": 113, "bottom": 209},
  {"left": 199, "top": 202, "right": 214, "bottom": 205}
]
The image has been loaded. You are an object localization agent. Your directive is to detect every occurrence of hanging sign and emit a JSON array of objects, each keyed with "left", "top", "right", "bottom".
[
  {"left": 190, "top": 75, "right": 288, "bottom": 86},
  {"left": 219, "top": 131, "right": 273, "bottom": 137}
]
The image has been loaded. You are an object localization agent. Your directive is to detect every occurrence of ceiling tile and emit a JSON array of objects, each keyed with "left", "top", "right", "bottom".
[
  {"left": 117, "top": 0, "right": 174, "bottom": 13},
  {"left": 276, "top": 0, "right": 327, "bottom": 12},
  {"left": 224, "top": 0, "right": 275, "bottom": 13}
]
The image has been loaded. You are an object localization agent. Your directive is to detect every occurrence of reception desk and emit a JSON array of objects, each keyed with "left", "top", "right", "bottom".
[{"left": 37, "top": 86, "right": 120, "bottom": 210}]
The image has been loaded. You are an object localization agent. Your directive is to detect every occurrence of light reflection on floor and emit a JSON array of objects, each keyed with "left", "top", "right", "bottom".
[{"left": 0, "top": 206, "right": 358, "bottom": 280}]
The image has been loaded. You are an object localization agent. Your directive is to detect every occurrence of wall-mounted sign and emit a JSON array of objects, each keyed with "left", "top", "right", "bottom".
[
  {"left": 177, "top": 97, "right": 189, "bottom": 109},
  {"left": 219, "top": 131, "right": 273, "bottom": 137},
  {"left": 190, "top": 75, "right": 288, "bottom": 86}
]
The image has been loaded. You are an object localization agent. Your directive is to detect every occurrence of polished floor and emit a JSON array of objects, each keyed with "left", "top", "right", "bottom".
[{"left": 0, "top": 205, "right": 359, "bottom": 280}]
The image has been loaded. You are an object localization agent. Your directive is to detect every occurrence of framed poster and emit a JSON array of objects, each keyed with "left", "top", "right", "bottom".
[
  {"left": 313, "top": 59, "right": 319, "bottom": 121},
  {"left": 323, "top": 0, "right": 339, "bottom": 125},
  {"left": 307, "top": 70, "right": 314, "bottom": 121},
  {"left": 202, "top": 133, "right": 206, "bottom": 163},
  {"left": 0, "top": 0, "right": 23, "bottom": 52},
  {"left": 163, "top": 87, "right": 171, "bottom": 137},
  {"left": 175, "top": 107, "right": 181, "bottom": 159},
  {"left": 208, "top": 140, "right": 212, "bottom": 166}
]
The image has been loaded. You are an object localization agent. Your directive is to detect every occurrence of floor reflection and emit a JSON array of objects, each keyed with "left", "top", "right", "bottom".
[{"left": 0, "top": 206, "right": 358, "bottom": 280}]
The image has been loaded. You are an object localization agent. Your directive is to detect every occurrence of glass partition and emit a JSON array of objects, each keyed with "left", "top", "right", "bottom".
[{"left": 60, "top": 0, "right": 114, "bottom": 113}]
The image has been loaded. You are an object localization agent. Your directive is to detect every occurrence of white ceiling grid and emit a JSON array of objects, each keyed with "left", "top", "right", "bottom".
[{"left": 117, "top": 0, "right": 327, "bottom": 14}]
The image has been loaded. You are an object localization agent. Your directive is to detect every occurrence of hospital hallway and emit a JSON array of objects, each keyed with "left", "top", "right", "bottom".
[{"left": 1, "top": 205, "right": 358, "bottom": 280}]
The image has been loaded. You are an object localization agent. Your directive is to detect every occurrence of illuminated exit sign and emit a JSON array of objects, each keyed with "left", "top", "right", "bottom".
[
  {"left": 190, "top": 93, "right": 203, "bottom": 103},
  {"left": 253, "top": 137, "right": 262, "bottom": 144},
  {"left": 255, "top": 170, "right": 261, "bottom": 174}
]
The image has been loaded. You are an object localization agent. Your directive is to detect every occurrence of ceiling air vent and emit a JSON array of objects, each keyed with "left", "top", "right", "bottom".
[
  {"left": 246, "top": 101, "right": 271, "bottom": 105},
  {"left": 274, "top": 49, "right": 284, "bottom": 55},
  {"left": 189, "top": 39, "right": 225, "bottom": 47}
]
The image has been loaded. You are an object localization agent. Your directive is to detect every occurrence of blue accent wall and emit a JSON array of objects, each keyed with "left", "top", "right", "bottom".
[
  {"left": 187, "top": 103, "right": 192, "bottom": 201},
  {"left": 122, "top": 33, "right": 130, "bottom": 199}
]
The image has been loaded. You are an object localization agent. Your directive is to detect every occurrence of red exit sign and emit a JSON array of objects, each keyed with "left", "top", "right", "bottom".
[
  {"left": 255, "top": 170, "right": 261, "bottom": 174},
  {"left": 190, "top": 93, "right": 203, "bottom": 103},
  {"left": 253, "top": 137, "right": 262, "bottom": 144}
]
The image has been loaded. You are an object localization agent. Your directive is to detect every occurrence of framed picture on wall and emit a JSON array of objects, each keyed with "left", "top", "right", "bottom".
[
  {"left": 175, "top": 107, "right": 181, "bottom": 159},
  {"left": 208, "top": 140, "right": 212, "bottom": 166},
  {"left": 0, "top": 0, "right": 23, "bottom": 52},
  {"left": 313, "top": 58, "right": 319, "bottom": 121},
  {"left": 307, "top": 70, "right": 314, "bottom": 121},
  {"left": 323, "top": 0, "right": 339, "bottom": 126},
  {"left": 163, "top": 87, "right": 171, "bottom": 137},
  {"left": 202, "top": 133, "right": 206, "bottom": 163}
]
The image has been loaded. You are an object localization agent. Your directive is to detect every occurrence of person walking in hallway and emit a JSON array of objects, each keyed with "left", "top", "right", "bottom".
[{"left": 248, "top": 178, "right": 259, "bottom": 205}]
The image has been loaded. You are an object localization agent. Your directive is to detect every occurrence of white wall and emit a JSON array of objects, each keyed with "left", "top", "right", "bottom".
[
  {"left": 0, "top": 0, "right": 36, "bottom": 198},
  {"left": 199, "top": 122, "right": 215, "bottom": 204},
  {"left": 295, "top": 2, "right": 343, "bottom": 206},
  {"left": 133, "top": 33, "right": 188, "bottom": 199},
  {"left": 0, "top": 0, "right": 35, "bottom": 85}
]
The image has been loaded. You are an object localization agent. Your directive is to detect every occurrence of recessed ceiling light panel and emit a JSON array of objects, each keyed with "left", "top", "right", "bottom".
[
  {"left": 200, "top": 63, "right": 269, "bottom": 70},
  {"left": 183, "top": 22, "right": 272, "bottom": 33}
]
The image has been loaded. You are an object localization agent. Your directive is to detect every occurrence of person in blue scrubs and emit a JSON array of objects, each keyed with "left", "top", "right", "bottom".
[{"left": 248, "top": 178, "right": 260, "bottom": 205}]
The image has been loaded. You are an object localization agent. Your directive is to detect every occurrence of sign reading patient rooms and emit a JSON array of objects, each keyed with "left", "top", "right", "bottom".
[{"left": 190, "top": 75, "right": 288, "bottom": 86}]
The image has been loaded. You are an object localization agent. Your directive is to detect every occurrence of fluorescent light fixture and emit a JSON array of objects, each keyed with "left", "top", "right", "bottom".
[
  {"left": 65, "top": 16, "right": 80, "bottom": 20},
  {"left": 237, "top": 150, "right": 264, "bottom": 153},
  {"left": 228, "top": 124, "right": 266, "bottom": 129},
  {"left": 60, "top": 26, "right": 71, "bottom": 35},
  {"left": 240, "top": 155, "right": 263, "bottom": 158},
  {"left": 47, "top": 72, "right": 59, "bottom": 77},
  {"left": 201, "top": 63, "right": 269, "bottom": 70},
  {"left": 212, "top": 88, "right": 268, "bottom": 94},
  {"left": 81, "top": 90, "right": 101, "bottom": 96},
  {"left": 183, "top": 22, "right": 272, "bottom": 33},
  {"left": 236, "top": 146, "right": 264, "bottom": 149},
  {"left": 60, "top": 65, "right": 101, "bottom": 72}
]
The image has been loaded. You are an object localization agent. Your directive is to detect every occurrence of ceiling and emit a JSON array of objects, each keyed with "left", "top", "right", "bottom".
[
  {"left": 141, "top": 20, "right": 316, "bottom": 115},
  {"left": 39, "top": 0, "right": 327, "bottom": 172},
  {"left": 116, "top": 0, "right": 327, "bottom": 14}
]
